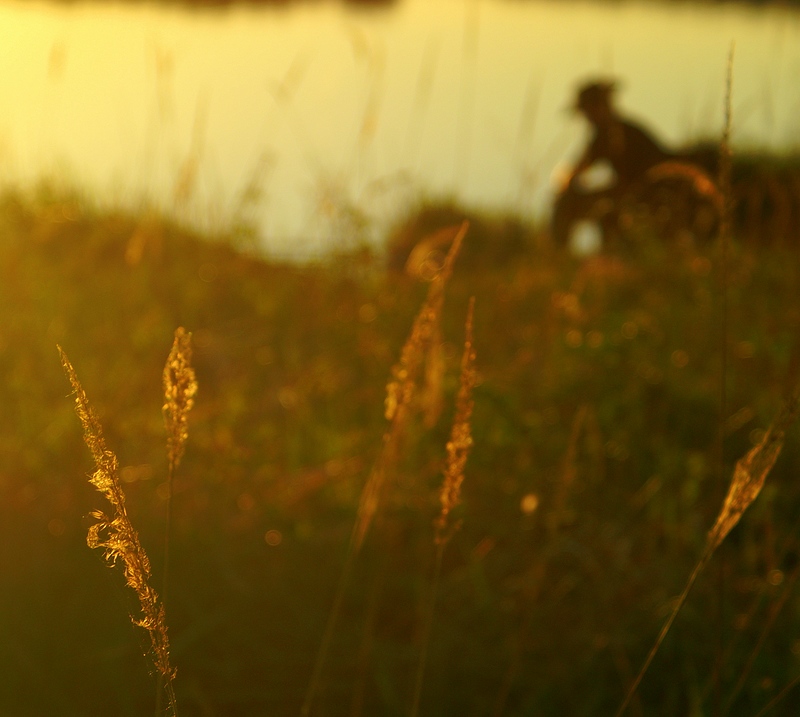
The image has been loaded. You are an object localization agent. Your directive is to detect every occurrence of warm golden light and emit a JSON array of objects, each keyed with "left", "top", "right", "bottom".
[{"left": 0, "top": 0, "right": 796, "bottom": 253}]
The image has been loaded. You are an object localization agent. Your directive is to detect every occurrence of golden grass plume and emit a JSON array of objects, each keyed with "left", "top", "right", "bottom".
[
  {"left": 411, "top": 296, "right": 478, "bottom": 717},
  {"left": 58, "top": 346, "right": 178, "bottom": 716},
  {"left": 708, "top": 399, "right": 796, "bottom": 554},
  {"left": 357, "top": 220, "right": 468, "bottom": 551},
  {"left": 159, "top": 326, "right": 197, "bottom": 707},
  {"left": 435, "top": 295, "right": 477, "bottom": 545},
  {"left": 302, "top": 223, "right": 468, "bottom": 717},
  {"left": 163, "top": 327, "right": 198, "bottom": 473},
  {"left": 616, "top": 375, "right": 800, "bottom": 717}
]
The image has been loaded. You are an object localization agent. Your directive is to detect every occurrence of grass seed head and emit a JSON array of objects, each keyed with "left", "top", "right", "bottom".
[
  {"left": 163, "top": 327, "right": 197, "bottom": 470},
  {"left": 435, "top": 297, "right": 477, "bottom": 545},
  {"left": 362, "top": 223, "right": 469, "bottom": 551},
  {"left": 59, "top": 345, "right": 178, "bottom": 714},
  {"left": 708, "top": 383, "right": 800, "bottom": 554}
]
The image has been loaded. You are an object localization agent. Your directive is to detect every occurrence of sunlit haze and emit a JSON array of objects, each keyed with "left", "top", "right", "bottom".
[{"left": 0, "top": 0, "right": 798, "bottom": 255}]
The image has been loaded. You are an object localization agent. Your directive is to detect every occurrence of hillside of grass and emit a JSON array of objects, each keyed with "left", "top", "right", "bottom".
[{"left": 3, "top": 185, "right": 800, "bottom": 715}]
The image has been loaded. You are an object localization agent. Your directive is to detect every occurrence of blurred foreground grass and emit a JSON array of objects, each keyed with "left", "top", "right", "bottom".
[{"left": 2, "top": 185, "right": 800, "bottom": 715}]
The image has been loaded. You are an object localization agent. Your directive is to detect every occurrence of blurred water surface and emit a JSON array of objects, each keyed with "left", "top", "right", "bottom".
[{"left": 1, "top": 0, "right": 798, "bottom": 256}]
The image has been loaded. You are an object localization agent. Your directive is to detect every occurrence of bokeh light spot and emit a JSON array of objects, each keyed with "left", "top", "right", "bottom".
[
  {"left": 691, "top": 256, "right": 712, "bottom": 276},
  {"left": 237, "top": 493, "right": 255, "bottom": 512},
  {"left": 565, "top": 329, "right": 583, "bottom": 348},
  {"left": 358, "top": 303, "right": 377, "bottom": 323},
  {"left": 586, "top": 330, "right": 603, "bottom": 349},
  {"left": 521, "top": 493, "right": 539, "bottom": 515},
  {"left": 768, "top": 569, "right": 784, "bottom": 586},
  {"left": 265, "top": 529, "right": 282, "bottom": 546},
  {"left": 670, "top": 349, "right": 689, "bottom": 368}
]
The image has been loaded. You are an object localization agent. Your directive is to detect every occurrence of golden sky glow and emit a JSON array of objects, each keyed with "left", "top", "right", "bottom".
[{"left": 0, "top": 0, "right": 797, "bottom": 253}]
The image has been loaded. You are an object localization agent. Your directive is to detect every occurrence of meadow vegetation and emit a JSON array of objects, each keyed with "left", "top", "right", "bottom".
[{"left": 2, "top": 176, "right": 800, "bottom": 716}]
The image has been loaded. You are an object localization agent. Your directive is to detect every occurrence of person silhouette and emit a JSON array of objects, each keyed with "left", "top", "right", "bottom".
[
  {"left": 565, "top": 80, "right": 670, "bottom": 192},
  {"left": 551, "top": 79, "right": 719, "bottom": 248}
]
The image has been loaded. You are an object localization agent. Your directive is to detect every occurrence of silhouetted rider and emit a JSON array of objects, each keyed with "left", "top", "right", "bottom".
[
  {"left": 565, "top": 80, "right": 670, "bottom": 192},
  {"left": 552, "top": 80, "right": 719, "bottom": 247}
]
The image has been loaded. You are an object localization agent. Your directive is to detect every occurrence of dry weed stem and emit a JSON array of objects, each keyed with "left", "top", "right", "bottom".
[
  {"left": 303, "top": 223, "right": 468, "bottom": 717},
  {"left": 617, "top": 376, "right": 800, "bottom": 717},
  {"left": 435, "top": 296, "right": 477, "bottom": 545},
  {"left": 357, "top": 221, "right": 468, "bottom": 551},
  {"left": 58, "top": 346, "right": 178, "bottom": 716},
  {"left": 708, "top": 403, "right": 794, "bottom": 554},
  {"left": 411, "top": 297, "right": 477, "bottom": 717},
  {"left": 163, "top": 327, "right": 197, "bottom": 471}
]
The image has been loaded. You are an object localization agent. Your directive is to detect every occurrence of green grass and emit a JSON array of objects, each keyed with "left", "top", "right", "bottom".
[{"left": 3, "top": 183, "right": 800, "bottom": 715}]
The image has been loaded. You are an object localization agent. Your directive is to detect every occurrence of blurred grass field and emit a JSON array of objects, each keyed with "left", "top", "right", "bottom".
[{"left": 3, "top": 178, "right": 800, "bottom": 716}]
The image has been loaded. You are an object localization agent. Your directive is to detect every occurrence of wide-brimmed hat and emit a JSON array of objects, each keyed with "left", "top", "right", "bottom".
[{"left": 572, "top": 80, "right": 617, "bottom": 112}]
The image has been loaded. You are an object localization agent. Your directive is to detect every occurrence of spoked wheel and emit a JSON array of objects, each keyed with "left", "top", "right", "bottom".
[
  {"left": 628, "top": 161, "right": 723, "bottom": 245},
  {"left": 551, "top": 162, "right": 723, "bottom": 251}
]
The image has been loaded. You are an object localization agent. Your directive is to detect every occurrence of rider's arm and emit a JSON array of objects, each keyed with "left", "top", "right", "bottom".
[{"left": 566, "top": 137, "right": 599, "bottom": 188}]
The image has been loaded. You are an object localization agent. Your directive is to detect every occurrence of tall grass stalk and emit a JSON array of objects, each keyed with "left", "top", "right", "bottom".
[
  {"left": 301, "top": 222, "right": 468, "bottom": 717},
  {"left": 698, "top": 505, "right": 800, "bottom": 709},
  {"left": 160, "top": 328, "right": 197, "bottom": 607},
  {"left": 158, "top": 328, "right": 197, "bottom": 715},
  {"left": 410, "top": 297, "right": 476, "bottom": 717},
  {"left": 714, "top": 43, "right": 735, "bottom": 714},
  {"left": 725, "top": 346, "right": 800, "bottom": 715},
  {"left": 357, "top": 220, "right": 466, "bottom": 547},
  {"left": 59, "top": 346, "right": 178, "bottom": 717},
  {"left": 615, "top": 370, "right": 800, "bottom": 717}
]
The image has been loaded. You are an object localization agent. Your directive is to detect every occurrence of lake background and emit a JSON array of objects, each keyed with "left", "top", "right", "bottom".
[{"left": 1, "top": 0, "right": 799, "bottom": 257}]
